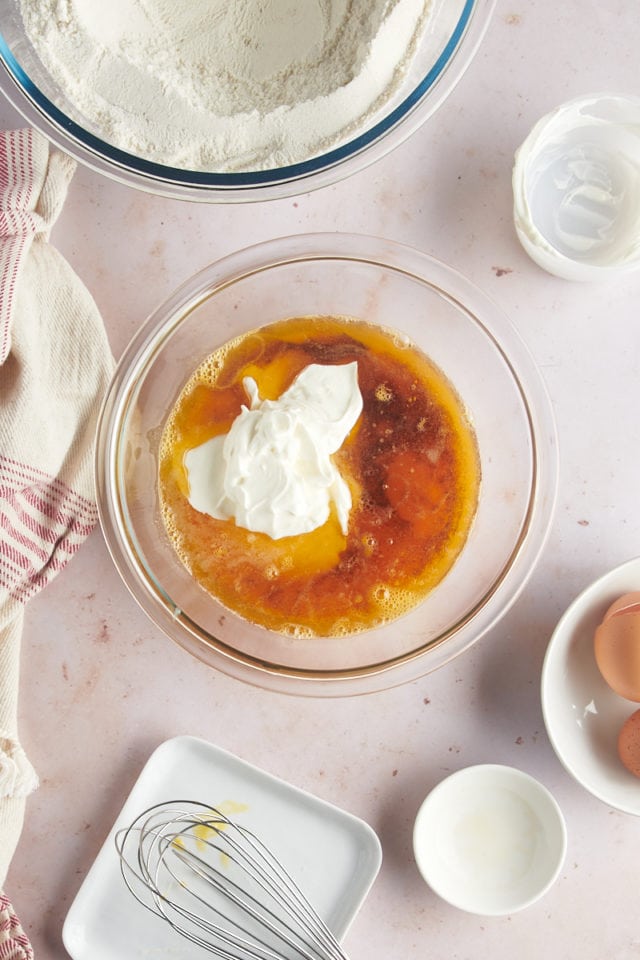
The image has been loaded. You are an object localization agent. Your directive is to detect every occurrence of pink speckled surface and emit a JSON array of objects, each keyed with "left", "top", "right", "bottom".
[{"left": 4, "top": 1, "right": 640, "bottom": 957}]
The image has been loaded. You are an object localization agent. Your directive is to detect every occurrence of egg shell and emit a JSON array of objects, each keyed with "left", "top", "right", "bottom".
[
  {"left": 594, "top": 610, "right": 640, "bottom": 702},
  {"left": 603, "top": 591, "right": 640, "bottom": 621},
  {"left": 618, "top": 709, "right": 640, "bottom": 778}
]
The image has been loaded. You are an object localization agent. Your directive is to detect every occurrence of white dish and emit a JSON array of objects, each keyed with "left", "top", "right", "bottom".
[
  {"left": 512, "top": 94, "right": 640, "bottom": 282},
  {"left": 412, "top": 764, "right": 566, "bottom": 916},
  {"left": 541, "top": 556, "right": 640, "bottom": 815},
  {"left": 62, "top": 736, "right": 382, "bottom": 959}
]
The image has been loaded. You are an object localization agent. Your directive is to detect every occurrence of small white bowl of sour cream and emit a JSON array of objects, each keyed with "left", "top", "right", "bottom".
[
  {"left": 512, "top": 94, "right": 640, "bottom": 281},
  {"left": 413, "top": 764, "right": 567, "bottom": 916}
]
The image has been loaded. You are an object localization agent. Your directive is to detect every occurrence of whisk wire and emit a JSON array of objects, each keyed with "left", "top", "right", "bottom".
[
  {"left": 186, "top": 815, "right": 347, "bottom": 958},
  {"left": 164, "top": 809, "right": 338, "bottom": 959},
  {"left": 170, "top": 843, "right": 326, "bottom": 960},
  {"left": 125, "top": 810, "right": 290, "bottom": 960},
  {"left": 119, "top": 816, "right": 286, "bottom": 960},
  {"left": 115, "top": 800, "right": 349, "bottom": 960}
]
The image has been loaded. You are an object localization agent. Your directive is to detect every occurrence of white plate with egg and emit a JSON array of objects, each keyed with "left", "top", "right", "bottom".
[
  {"left": 62, "top": 736, "right": 382, "bottom": 959},
  {"left": 541, "top": 556, "right": 640, "bottom": 815}
]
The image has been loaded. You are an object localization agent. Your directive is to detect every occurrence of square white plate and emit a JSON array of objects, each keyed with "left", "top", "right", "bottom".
[{"left": 62, "top": 735, "right": 382, "bottom": 959}]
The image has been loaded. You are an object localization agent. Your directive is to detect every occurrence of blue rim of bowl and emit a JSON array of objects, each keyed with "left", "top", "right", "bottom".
[{"left": 0, "top": 0, "right": 477, "bottom": 192}]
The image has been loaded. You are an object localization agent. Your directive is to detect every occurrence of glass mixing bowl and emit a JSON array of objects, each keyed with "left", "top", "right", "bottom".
[
  {"left": 0, "top": 0, "right": 494, "bottom": 201},
  {"left": 95, "top": 234, "right": 558, "bottom": 696}
]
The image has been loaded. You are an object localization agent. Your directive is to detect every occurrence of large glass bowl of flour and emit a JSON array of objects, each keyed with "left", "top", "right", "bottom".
[
  {"left": 0, "top": 0, "right": 494, "bottom": 201},
  {"left": 95, "top": 233, "right": 558, "bottom": 696}
]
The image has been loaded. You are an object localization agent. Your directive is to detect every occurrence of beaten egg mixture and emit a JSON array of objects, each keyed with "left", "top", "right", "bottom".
[{"left": 159, "top": 315, "right": 480, "bottom": 637}]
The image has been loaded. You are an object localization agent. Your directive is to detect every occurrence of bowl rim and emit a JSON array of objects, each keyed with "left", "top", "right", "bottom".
[
  {"left": 95, "top": 232, "right": 559, "bottom": 696},
  {"left": 541, "top": 554, "right": 640, "bottom": 815},
  {"left": 412, "top": 763, "right": 567, "bottom": 915},
  {"left": 0, "top": 0, "right": 495, "bottom": 201},
  {"left": 512, "top": 92, "right": 640, "bottom": 280}
]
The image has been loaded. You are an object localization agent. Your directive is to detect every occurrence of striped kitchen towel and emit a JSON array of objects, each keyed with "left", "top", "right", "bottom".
[
  {"left": 0, "top": 892, "right": 32, "bottom": 959},
  {"left": 0, "top": 128, "right": 114, "bottom": 944}
]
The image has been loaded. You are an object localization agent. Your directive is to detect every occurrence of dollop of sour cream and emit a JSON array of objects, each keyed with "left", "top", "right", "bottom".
[{"left": 184, "top": 362, "right": 363, "bottom": 539}]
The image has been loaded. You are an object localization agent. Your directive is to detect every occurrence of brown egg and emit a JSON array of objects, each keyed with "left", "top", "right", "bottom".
[
  {"left": 602, "top": 591, "right": 640, "bottom": 621},
  {"left": 594, "top": 601, "right": 640, "bottom": 702},
  {"left": 618, "top": 709, "right": 640, "bottom": 778}
]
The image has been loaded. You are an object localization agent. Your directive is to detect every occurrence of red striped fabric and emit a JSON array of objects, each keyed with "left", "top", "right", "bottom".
[
  {"left": 0, "top": 128, "right": 102, "bottom": 958},
  {"left": 0, "top": 893, "right": 33, "bottom": 960},
  {"left": 0, "top": 454, "right": 97, "bottom": 602},
  {"left": 0, "top": 130, "right": 45, "bottom": 366},
  {"left": 0, "top": 130, "right": 96, "bottom": 605}
]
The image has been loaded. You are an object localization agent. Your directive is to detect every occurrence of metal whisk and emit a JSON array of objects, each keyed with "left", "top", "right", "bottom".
[{"left": 115, "top": 800, "right": 350, "bottom": 960}]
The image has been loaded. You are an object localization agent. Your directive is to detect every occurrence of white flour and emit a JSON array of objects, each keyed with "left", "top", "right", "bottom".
[{"left": 19, "top": 0, "right": 431, "bottom": 172}]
